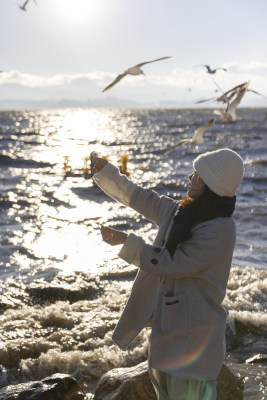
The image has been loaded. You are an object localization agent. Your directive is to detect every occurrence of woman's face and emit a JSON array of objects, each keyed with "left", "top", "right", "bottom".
[{"left": 187, "top": 171, "right": 205, "bottom": 198}]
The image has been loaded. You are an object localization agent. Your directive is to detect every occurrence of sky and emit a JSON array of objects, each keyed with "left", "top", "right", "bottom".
[{"left": 1, "top": 0, "right": 267, "bottom": 109}]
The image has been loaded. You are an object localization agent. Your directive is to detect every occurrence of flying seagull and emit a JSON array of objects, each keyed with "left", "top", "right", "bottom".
[
  {"left": 195, "top": 64, "right": 227, "bottom": 74},
  {"left": 214, "top": 81, "right": 250, "bottom": 122},
  {"left": 102, "top": 56, "right": 172, "bottom": 92},
  {"left": 163, "top": 118, "right": 215, "bottom": 155},
  {"left": 216, "top": 82, "right": 262, "bottom": 103},
  {"left": 19, "top": 0, "right": 37, "bottom": 12},
  {"left": 196, "top": 81, "right": 263, "bottom": 105}
]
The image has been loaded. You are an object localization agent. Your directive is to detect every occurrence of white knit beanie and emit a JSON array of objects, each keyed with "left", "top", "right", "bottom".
[{"left": 193, "top": 148, "right": 244, "bottom": 197}]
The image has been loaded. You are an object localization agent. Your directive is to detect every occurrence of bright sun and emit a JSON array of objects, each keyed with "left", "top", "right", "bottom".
[{"left": 52, "top": 0, "right": 97, "bottom": 24}]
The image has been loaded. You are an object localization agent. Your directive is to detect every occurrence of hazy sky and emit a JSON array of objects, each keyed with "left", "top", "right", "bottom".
[{"left": 1, "top": 0, "right": 267, "bottom": 107}]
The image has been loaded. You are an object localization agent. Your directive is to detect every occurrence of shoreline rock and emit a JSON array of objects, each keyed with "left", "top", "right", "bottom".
[
  {"left": 93, "top": 361, "right": 244, "bottom": 400},
  {"left": 0, "top": 373, "right": 85, "bottom": 400}
]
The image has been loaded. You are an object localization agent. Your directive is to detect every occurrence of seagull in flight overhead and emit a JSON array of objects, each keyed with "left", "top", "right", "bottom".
[
  {"left": 195, "top": 64, "right": 227, "bottom": 74},
  {"left": 19, "top": 0, "right": 37, "bottom": 12},
  {"left": 102, "top": 56, "right": 172, "bottom": 92},
  {"left": 163, "top": 118, "right": 215, "bottom": 155}
]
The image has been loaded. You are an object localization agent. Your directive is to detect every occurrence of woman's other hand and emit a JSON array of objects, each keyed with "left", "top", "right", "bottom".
[
  {"left": 101, "top": 225, "right": 127, "bottom": 246},
  {"left": 91, "top": 152, "right": 108, "bottom": 174}
]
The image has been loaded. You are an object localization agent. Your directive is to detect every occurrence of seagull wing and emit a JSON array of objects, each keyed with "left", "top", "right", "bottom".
[
  {"left": 134, "top": 56, "right": 172, "bottom": 68},
  {"left": 102, "top": 72, "right": 127, "bottom": 92},
  {"left": 216, "top": 91, "right": 236, "bottom": 104},
  {"left": 213, "top": 109, "right": 223, "bottom": 116},
  {"left": 205, "top": 65, "right": 213, "bottom": 73},
  {"left": 211, "top": 78, "right": 230, "bottom": 111},
  {"left": 20, "top": 0, "right": 29, "bottom": 10},
  {"left": 222, "top": 82, "right": 248, "bottom": 98},
  {"left": 195, "top": 97, "right": 215, "bottom": 104},
  {"left": 214, "top": 67, "right": 227, "bottom": 72},
  {"left": 192, "top": 118, "right": 215, "bottom": 143},
  {"left": 226, "top": 83, "right": 249, "bottom": 117},
  {"left": 248, "top": 89, "right": 264, "bottom": 96},
  {"left": 163, "top": 139, "right": 189, "bottom": 155}
]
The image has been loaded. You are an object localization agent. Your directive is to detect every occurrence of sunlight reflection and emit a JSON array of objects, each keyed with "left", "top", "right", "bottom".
[
  {"left": 8, "top": 109, "right": 132, "bottom": 277},
  {"left": 29, "top": 224, "right": 117, "bottom": 274},
  {"left": 54, "top": 109, "right": 115, "bottom": 168}
]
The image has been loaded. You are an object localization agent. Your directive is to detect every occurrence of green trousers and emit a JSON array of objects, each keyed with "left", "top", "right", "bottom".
[{"left": 149, "top": 365, "right": 217, "bottom": 400}]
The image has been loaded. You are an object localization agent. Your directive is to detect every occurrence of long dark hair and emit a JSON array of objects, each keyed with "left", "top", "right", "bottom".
[{"left": 165, "top": 185, "right": 236, "bottom": 256}]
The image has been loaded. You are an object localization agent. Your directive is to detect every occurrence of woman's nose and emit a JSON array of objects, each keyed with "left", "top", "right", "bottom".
[{"left": 188, "top": 173, "right": 193, "bottom": 181}]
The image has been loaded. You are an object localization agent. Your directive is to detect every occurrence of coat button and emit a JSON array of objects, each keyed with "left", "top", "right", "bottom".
[
  {"left": 151, "top": 259, "right": 158, "bottom": 264},
  {"left": 153, "top": 247, "right": 161, "bottom": 253}
]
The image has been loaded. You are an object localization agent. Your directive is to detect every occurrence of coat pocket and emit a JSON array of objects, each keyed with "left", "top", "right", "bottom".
[{"left": 161, "top": 293, "right": 188, "bottom": 338}]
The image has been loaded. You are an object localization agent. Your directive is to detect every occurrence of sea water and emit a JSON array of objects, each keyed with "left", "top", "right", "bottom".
[{"left": 0, "top": 108, "right": 266, "bottom": 398}]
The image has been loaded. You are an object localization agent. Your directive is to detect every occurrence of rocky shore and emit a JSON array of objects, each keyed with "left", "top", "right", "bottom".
[
  {"left": 1, "top": 266, "right": 267, "bottom": 399},
  {"left": 0, "top": 362, "right": 243, "bottom": 400}
]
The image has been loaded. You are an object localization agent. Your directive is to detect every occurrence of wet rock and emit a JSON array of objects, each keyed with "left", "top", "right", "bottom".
[
  {"left": 26, "top": 274, "right": 103, "bottom": 305},
  {"left": 0, "top": 373, "right": 85, "bottom": 400},
  {"left": 235, "top": 318, "right": 267, "bottom": 337},
  {"left": 26, "top": 285, "right": 99, "bottom": 304},
  {"left": 225, "top": 321, "right": 238, "bottom": 352},
  {"left": 93, "top": 361, "right": 244, "bottom": 400},
  {"left": 227, "top": 335, "right": 267, "bottom": 363},
  {"left": 216, "top": 363, "right": 244, "bottom": 400},
  {"left": 246, "top": 353, "right": 267, "bottom": 363},
  {"left": 93, "top": 362, "right": 155, "bottom": 400}
]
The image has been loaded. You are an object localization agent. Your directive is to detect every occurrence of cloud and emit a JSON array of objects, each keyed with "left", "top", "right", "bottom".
[
  {"left": 0, "top": 69, "right": 111, "bottom": 88},
  {"left": 225, "top": 61, "right": 267, "bottom": 73},
  {"left": 0, "top": 61, "right": 267, "bottom": 105}
]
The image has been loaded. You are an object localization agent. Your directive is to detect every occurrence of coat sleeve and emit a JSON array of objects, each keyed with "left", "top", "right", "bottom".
[
  {"left": 93, "top": 163, "right": 177, "bottom": 226},
  {"left": 118, "top": 218, "right": 236, "bottom": 279}
]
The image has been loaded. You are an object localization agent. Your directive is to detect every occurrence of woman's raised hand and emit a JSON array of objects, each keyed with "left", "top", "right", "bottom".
[
  {"left": 91, "top": 152, "right": 108, "bottom": 174},
  {"left": 101, "top": 225, "right": 127, "bottom": 246}
]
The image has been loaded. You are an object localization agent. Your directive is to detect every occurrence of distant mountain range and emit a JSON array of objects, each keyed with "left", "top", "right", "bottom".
[{"left": 0, "top": 95, "right": 266, "bottom": 110}]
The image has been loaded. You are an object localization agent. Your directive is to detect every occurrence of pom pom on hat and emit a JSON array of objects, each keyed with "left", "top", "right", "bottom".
[{"left": 193, "top": 148, "right": 244, "bottom": 197}]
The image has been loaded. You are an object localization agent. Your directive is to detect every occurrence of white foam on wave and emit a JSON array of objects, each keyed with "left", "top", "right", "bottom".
[
  {"left": 224, "top": 266, "right": 267, "bottom": 328},
  {"left": 0, "top": 280, "right": 149, "bottom": 387}
]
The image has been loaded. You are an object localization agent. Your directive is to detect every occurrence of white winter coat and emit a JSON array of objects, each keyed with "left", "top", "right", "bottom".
[{"left": 94, "top": 163, "right": 236, "bottom": 380}]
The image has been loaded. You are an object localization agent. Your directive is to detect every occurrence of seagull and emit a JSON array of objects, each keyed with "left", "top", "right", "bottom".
[
  {"left": 19, "top": 0, "right": 37, "bottom": 12},
  {"left": 196, "top": 81, "right": 263, "bottom": 105},
  {"left": 102, "top": 56, "right": 172, "bottom": 92},
  {"left": 214, "top": 81, "right": 250, "bottom": 122},
  {"left": 163, "top": 118, "right": 215, "bottom": 155},
  {"left": 195, "top": 64, "right": 227, "bottom": 74},
  {"left": 217, "top": 82, "right": 263, "bottom": 103}
]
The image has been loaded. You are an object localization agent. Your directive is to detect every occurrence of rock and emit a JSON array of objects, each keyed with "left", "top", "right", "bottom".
[
  {"left": 93, "top": 362, "right": 244, "bottom": 400},
  {"left": 227, "top": 335, "right": 267, "bottom": 363},
  {"left": 26, "top": 286, "right": 99, "bottom": 304},
  {"left": 93, "top": 362, "right": 155, "bottom": 400},
  {"left": 216, "top": 364, "right": 244, "bottom": 400},
  {"left": 0, "top": 373, "right": 85, "bottom": 400},
  {"left": 234, "top": 318, "right": 267, "bottom": 337}
]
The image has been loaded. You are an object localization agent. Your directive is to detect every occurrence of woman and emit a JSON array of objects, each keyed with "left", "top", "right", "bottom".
[{"left": 92, "top": 148, "right": 244, "bottom": 400}]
